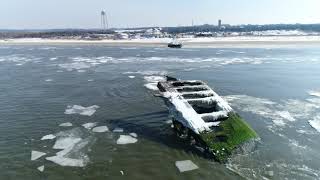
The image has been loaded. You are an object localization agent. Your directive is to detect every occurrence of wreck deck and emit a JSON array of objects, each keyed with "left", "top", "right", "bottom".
[{"left": 157, "top": 77, "right": 258, "bottom": 162}]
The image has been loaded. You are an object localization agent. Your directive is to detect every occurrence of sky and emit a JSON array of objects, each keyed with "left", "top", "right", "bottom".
[{"left": 0, "top": 0, "right": 319, "bottom": 29}]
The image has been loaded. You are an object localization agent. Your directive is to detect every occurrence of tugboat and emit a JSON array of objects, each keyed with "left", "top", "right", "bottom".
[
  {"left": 156, "top": 76, "right": 258, "bottom": 162},
  {"left": 168, "top": 38, "right": 182, "bottom": 48}
]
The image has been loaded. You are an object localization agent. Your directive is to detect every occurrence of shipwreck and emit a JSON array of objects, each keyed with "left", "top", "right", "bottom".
[{"left": 157, "top": 76, "right": 258, "bottom": 162}]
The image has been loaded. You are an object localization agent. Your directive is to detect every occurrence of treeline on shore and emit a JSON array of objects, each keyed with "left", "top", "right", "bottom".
[{"left": 1, "top": 23, "right": 320, "bottom": 39}]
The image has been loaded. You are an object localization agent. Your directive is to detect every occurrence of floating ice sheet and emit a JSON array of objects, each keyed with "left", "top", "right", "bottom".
[
  {"left": 82, "top": 122, "right": 97, "bottom": 130},
  {"left": 37, "top": 165, "right": 44, "bottom": 172},
  {"left": 143, "top": 75, "right": 166, "bottom": 91},
  {"left": 65, "top": 105, "right": 99, "bottom": 116},
  {"left": 309, "top": 116, "right": 320, "bottom": 132},
  {"left": 59, "top": 122, "right": 73, "bottom": 127},
  {"left": 175, "top": 160, "right": 199, "bottom": 172},
  {"left": 31, "top": 150, "right": 46, "bottom": 161},
  {"left": 129, "top": 133, "right": 138, "bottom": 138},
  {"left": 46, "top": 128, "right": 93, "bottom": 167},
  {"left": 53, "top": 137, "right": 82, "bottom": 149},
  {"left": 116, "top": 135, "right": 138, "bottom": 145},
  {"left": 113, "top": 128, "right": 124, "bottom": 133},
  {"left": 41, "top": 134, "right": 56, "bottom": 140},
  {"left": 308, "top": 90, "right": 320, "bottom": 98},
  {"left": 92, "top": 126, "right": 109, "bottom": 133}
]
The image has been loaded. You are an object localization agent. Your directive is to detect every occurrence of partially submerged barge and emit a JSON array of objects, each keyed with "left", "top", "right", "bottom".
[{"left": 157, "top": 77, "right": 258, "bottom": 162}]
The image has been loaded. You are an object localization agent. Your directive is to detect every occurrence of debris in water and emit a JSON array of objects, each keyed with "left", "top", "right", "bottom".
[
  {"left": 59, "top": 122, "right": 73, "bottom": 127},
  {"left": 116, "top": 135, "right": 138, "bottom": 145},
  {"left": 92, "top": 126, "right": 109, "bottom": 133},
  {"left": 41, "top": 134, "right": 56, "bottom": 140},
  {"left": 37, "top": 165, "right": 44, "bottom": 172},
  {"left": 128, "top": 76, "right": 135, "bottom": 79},
  {"left": 120, "top": 170, "right": 124, "bottom": 175},
  {"left": 175, "top": 160, "right": 199, "bottom": 172},
  {"left": 31, "top": 150, "right": 46, "bottom": 161}
]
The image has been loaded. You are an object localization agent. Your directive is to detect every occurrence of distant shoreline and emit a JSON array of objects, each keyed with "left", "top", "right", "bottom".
[{"left": 1, "top": 36, "right": 320, "bottom": 48}]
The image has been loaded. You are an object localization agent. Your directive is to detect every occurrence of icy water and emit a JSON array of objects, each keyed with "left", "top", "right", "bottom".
[{"left": 0, "top": 44, "right": 320, "bottom": 180}]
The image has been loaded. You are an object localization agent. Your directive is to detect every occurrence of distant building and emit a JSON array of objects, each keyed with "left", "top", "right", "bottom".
[{"left": 218, "top": 19, "right": 222, "bottom": 28}]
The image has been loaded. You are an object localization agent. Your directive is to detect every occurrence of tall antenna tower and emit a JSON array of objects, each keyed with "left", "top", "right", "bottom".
[{"left": 101, "top": 10, "right": 109, "bottom": 30}]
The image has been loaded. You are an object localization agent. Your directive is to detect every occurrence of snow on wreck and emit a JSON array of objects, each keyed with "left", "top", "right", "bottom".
[{"left": 157, "top": 76, "right": 258, "bottom": 162}]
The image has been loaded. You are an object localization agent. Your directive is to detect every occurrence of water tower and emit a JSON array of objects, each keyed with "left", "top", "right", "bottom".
[{"left": 101, "top": 10, "right": 109, "bottom": 30}]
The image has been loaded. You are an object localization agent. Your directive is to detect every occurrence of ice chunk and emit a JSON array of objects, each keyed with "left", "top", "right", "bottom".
[
  {"left": 46, "top": 128, "right": 93, "bottom": 167},
  {"left": 46, "top": 139, "right": 90, "bottom": 167},
  {"left": 82, "top": 122, "right": 97, "bottom": 130},
  {"left": 129, "top": 133, "right": 138, "bottom": 138},
  {"left": 64, "top": 105, "right": 99, "bottom": 116},
  {"left": 128, "top": 76, "right": 135, "bottom": 79},
  {"left": 144, "top": 76, "right": 166, "bottom": 82},
  {"left": 276, "top": 111, "right": 295, "bottom": 122},
  {"left": 37, "top": 165, "right": 44, "bottom": 172},
  {"left": 144, "top": 83, "right": 159, "bottom": 91},
  {"left": 59, "top": 122, "right": 73, "bottom": 127},
  {"left": 53, "top": 137, "right": 82, "bottom": 149},
  {"left": 92, "top": 126, "right": 109, "bottom": 133},
  {"left": 116, "top": 135, "right": 138, "bottom": 145},
  {"left": 41, "top": 134, "right": 56, "bottom": 140},
  {"left": 31, "top": 150, "right": 46, "bottom": 161},
  {"left": 175, "top": 160, "right": 199, "bottom": 172},
  {"left": 113, "top": 128, "right": 124, "bottom": 133},
  {"left": 308, "top": 90, "right": 320, "bottom": 97},
  {"left": 309, "top": 115, "right": 320, "bottom": 132}
]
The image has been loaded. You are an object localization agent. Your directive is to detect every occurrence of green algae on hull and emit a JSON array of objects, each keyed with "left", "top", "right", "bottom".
[{"left": 200, "top": 113, "right": 258, "bottom": 162}]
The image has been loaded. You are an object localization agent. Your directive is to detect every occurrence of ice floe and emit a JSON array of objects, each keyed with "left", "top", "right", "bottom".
[
  {"left": 46, "top": 128, "right": 93, "bottom": 167},
  {"left": 82, "top": 122, "right": 97, "bottom": 130},
  {"left": 129, "top": 133, "right": 138, "bottom": 138},
  {"left": 31, "top": 150, "right": 46, "bottom": 161},
  {"left": 175, "top": 160, "right": 199, "bottom": 172},
  {"left": 59, "top": 122, "right": 73, "bottom": 127},
  {"left": 143, "top": 75, "right": 166, "bottom": 91},
  {"left": 123, "top": 70, "right": 168, "bottom": 76},
  {"left": 53, "top": 137, "right": 82, "bottom": 150},
  {"left": 113, "top": 128, "right": 124, "bottom": 133},
  {"left": 308, "top": 115, "right": 320, "bottom": 132},
  {"left": 308, "top": 90, "right": 320, "bottom": 97},
  {"left": 64, "top": 105, "right": 99, "bottom": 116},
  {"left": 116, "top": 135, "right": 138, "bottom": 145},
  {"left": 41, "top": 134, "right": 56, "bottom": 140},
  {"left": 37, "top": 165, "right": 44, "bottom": 172},
  {"left": 92, "top": 126, "right": 109, "bottom": 133}
]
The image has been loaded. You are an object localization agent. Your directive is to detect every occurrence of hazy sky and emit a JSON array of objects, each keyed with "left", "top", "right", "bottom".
[{"left": 1, "top": 0, "right": 319, "bottom": 29}]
